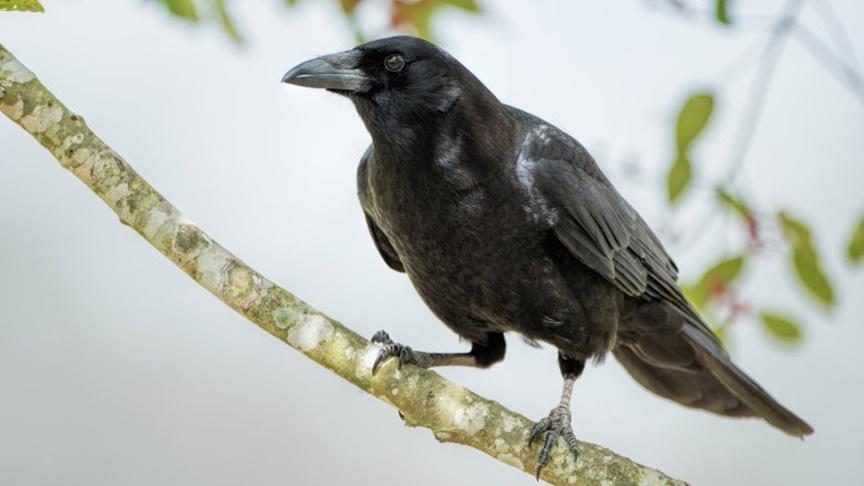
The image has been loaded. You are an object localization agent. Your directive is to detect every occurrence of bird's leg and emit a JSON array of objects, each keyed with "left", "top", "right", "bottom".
[
  {"left": 370, "top": 331, "right": 505, "bottom": 374},
  {"left": 529, "top": 353, "right": 585, "bottom": 479}
]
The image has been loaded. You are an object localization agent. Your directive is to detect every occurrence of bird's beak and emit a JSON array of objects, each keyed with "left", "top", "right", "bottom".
[{"left": 281, "top": 49, "right": 372, "bottom": 93}]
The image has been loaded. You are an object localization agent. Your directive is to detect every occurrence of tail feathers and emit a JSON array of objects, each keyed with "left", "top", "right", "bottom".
[
  {"left": 613, "top": 345, "right": 753, "bottom": 417},
  {"left": 614, "top": 325, "right": 813, "bottom": 437},
  {"left": 680, "top": 325, "right": 813, "bottom": 437}
]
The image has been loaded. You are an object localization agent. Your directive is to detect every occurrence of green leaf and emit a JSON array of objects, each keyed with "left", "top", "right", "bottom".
[
  {"left": 0, "top": 0, "right": 45, "bottom": 12},
  {"left": 683, "top": 254, "right": 746, "bottom": 310},
  {"left": 716, "top": 187, "right": 749, "bottom": 218},
  {"left": 702, "top": 254, "right": 746, "bottom": 287},
  {"left": 339, "top": 0, "right": 361, "bottom": 14},
  {"left": 161, "top": 0, "right": 199, "bottom": 21},
  {"left": 390, "top": 0, "right": 481, "bottom": 40},
  {"left": 777, "top": 211, "right": 810, "bottom": 246},
  {"left": 759, "top": 312, "right": 803, "bottom": 344},
  {"left": 716, "top": 187, "right": 759, "bottom": 240},
  {"left": 792, "top": 246, "right": 834, "bottom": 306},
  {"left": 214, "top": 0, "right": 242, "bottom": 43},
  {"left": 778, "top": 211, "right": 836, "bottom": 307},
  {"left": 666, "top": 153, "right": 692, "bottom": 202},
  {"left": 847, "top": 216, "right": 864, "bottom": 264},
  {"left": 675, "top": 92, "right": 715, "bottom": 152},
  {"left": 667, "top": 92, "right": 713, "bottom": 204},
  {"left": 715, "top": 0, "right": 731, "bottom": 25},
  {"left": 442, "top": 0, "right": 480, "bottom": 12}
]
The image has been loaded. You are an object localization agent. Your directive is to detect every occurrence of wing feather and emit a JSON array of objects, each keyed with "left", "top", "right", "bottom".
[
  {"left": 518, "top": 120, "right": 722, "bottom": 341},
  {"left": 357, "top": 145, "right": 405, "bottom": 273}
]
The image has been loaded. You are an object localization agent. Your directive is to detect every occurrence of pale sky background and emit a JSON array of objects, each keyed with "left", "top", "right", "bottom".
[{"left": 1, "top": 1, "right": 863, "bottom": 485}]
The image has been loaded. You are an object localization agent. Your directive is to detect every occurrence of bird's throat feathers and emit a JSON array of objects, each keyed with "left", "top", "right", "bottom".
[{"left": 358, "top": 83, "right": 517, "bottom": 174}]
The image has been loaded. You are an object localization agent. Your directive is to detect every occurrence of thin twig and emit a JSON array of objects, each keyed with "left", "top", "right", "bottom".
[
  {"left": 812, "top": 0, "right": 861, "bottom": 72},
  {"left": 724, "top": 0, "right": 803, "bottom": 185},
  {"left": 791, "top": 21, "right": 864, "bottom": 106}
]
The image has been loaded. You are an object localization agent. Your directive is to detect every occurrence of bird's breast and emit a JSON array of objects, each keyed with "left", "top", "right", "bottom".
[{"left": 370, "top": 164, "right": 541, "bottom": 299}]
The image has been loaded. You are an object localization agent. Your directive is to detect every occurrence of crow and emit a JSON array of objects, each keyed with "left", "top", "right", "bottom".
[{"left": 282, "top": 36, "right": 813, "bottom": 476}]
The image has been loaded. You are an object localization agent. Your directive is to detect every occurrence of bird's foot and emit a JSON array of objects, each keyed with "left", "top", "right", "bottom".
[
  {"left": 528, "top": 405, "right": 580, "bottom": 480},
  {"left": 370, "top": 330, "right": 431, "bottom": 374},
  {"left": 371, "top": 330, "right": 395, "bottom": 346}
]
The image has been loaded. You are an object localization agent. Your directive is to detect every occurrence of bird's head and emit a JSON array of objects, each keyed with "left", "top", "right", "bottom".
[{"left": 282, "top": 36, "right": 497, "bottom": 142}]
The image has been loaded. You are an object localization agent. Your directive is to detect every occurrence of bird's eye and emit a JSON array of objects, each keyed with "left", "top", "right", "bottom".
[{"left": 384, "top": 54, "right": 405, "bottom": 73}]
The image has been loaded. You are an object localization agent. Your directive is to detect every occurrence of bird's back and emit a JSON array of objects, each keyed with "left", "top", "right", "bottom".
[{"left": 503, "top": 106, "right": 812, "bottom": 436}]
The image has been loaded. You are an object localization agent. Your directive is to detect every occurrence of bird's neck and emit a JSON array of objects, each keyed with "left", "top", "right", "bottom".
[{"left": 367, "top": 96, "right": 517, "bottom": 180}]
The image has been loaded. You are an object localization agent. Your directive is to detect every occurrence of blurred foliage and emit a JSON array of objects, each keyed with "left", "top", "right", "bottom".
[
  {"left": 759, "top": 312, "right": 803, "bottom": 345},
  {"left": 156, "top": 0, "right": 246, "bottom": 42},
  {"left": 681, "top": 253, "right": 750, "bottom": 349},
  {"left": 663, "top": 0, "right": 863, "bottom": 348},
  {"left": 662, "top": 0, "right": 734, "bottom": 27},
  {"left": 715, "top": 188, "right": 750, "bottom": 221},
  {"left": 667, "top": 92, "right": 714, "bottom": 202},
  {"left": 715, "top": 188, "right": 758, "bottom": 242},
  {"left": 847, "top": 216, "right": 864, "bottom": 265},
  {"left": 675, "top": 93, "right": 715, "bottom": 150},
  {"left": 714, "top": 0, "right": 730, "bottom": 25},
  {"left": 213, "top": 0, "right": 241, "bottom": 43},
  {"left": 0, "top": 0, "right": 43, "bottom": 12},
  {"left": 682, "top": 254, "right": 745, "bottom": 313},
  {"left": 389, "top": 0, "right": 480, "bottom": 40},
  {"left": 160, "top": 0, "right": 198, "bottom": 20},
  {"left": 148, "top": 0, "right": 482, "bottom": 45},
  {"left": 666, "top": 154, "right": 691, "bottom": 203},
  {"left": 778, "top": 212, "right": 836, "bottom": 308}
]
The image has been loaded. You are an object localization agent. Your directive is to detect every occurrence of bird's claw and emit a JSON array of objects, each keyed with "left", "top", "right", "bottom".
[
  {"left": 528, "top": 405, "right": 580, "bottom": 480},
  {"left": 371, "top": 330, "right": 394, "bottom": 346},
  {"left": 370, "top": 330, "right": 427, "bottom": 374}
]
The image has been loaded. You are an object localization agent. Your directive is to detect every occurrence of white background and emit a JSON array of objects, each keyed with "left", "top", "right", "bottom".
[{"left": 1, "top": 1, "right": 863, "bottom": 484}]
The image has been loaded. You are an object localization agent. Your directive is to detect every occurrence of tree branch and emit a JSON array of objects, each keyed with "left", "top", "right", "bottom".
[{"left": 0, "top": 43, "right": 684, "bottom": 486}]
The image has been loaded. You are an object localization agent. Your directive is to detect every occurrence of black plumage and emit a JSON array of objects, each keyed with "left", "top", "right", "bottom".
[{"left": 282, "top": 36, "right": 812, "bottom": 474}]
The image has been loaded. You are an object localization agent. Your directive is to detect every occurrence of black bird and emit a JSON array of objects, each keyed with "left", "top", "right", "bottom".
[{"left": 282, "top": 36, "right": 813, "bottom": 476}]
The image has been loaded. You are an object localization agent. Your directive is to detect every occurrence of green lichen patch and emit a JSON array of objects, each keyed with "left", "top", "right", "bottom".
[
  {"left": 272, "top": 306, "right": 300, "bottom": 330},
  {"left": 19, "top": 103, "right": 62, "bottom": 133},
  {"left": 0, "top": 98, "right": 23, "bottom": 120}
]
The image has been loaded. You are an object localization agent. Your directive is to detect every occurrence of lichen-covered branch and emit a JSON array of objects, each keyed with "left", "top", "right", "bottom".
[{"left": 0, "top": 44, "right": 684, "bottom": 486}]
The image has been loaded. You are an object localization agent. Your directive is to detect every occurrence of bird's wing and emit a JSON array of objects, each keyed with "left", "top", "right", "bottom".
[
  {"left": 518, "top": 116, "right": 813, "bottom": 436},
  {"left": 363, "top": 213, "right": 405, "bottom": 273},
  {"left": 518, "top": 119, "right": 713, "bottom": 337},
  {"left": 357, "top": 146, "right": 405, "bottom": 273}
]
